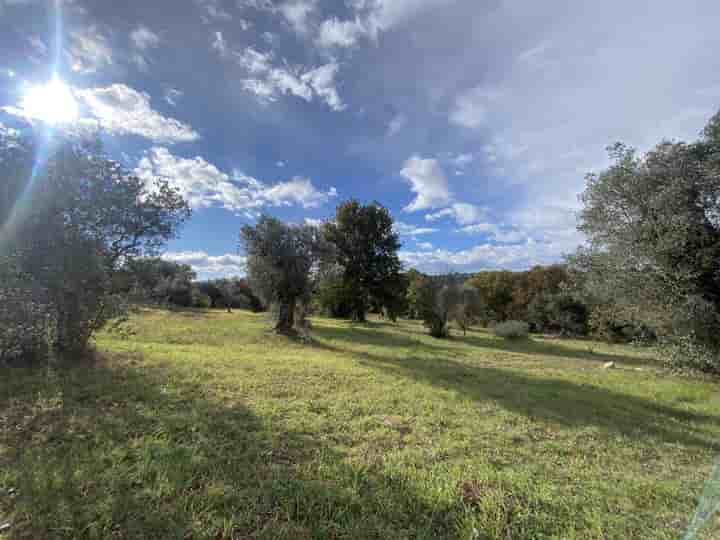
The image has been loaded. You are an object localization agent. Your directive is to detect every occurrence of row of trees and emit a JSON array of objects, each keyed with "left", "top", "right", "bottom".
[
  {"left": 4, "top": 107, "right": 719, "bottom": 373},
  {"left": 240, "top": 200, "right": 404, "bottom": 333},
  {"left": 123, "top": 257, "right": 262, "bottom": 311}
]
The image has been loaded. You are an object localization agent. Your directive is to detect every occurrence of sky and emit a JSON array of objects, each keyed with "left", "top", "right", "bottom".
[{"left": 1, "top": 0, "right": 719, "bottom": 279}]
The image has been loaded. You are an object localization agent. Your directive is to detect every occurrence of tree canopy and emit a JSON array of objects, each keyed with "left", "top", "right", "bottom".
[{"left": 322, "top": 200, "right": 402, "bottom": 322}]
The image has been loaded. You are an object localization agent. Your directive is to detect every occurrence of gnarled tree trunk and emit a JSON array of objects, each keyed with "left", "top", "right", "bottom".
[{"left": 275, "top": 296, "right": 297, "bottom": 334}]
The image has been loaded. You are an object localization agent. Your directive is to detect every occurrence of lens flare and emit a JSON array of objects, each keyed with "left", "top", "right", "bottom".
[{"left": 19, "top": 77, "right": 78, "bottom": 125}]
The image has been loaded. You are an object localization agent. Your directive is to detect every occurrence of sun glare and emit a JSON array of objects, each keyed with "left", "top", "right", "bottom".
[{"left": 20, "top": 77, "right": 78, "bottom": 125}]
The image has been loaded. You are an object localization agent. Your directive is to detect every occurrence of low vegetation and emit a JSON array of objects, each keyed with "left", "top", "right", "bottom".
[
  {"left": 493, "top": 320, "right": 530, "bottom": 340},
  {"left": 1, "top": 309, "right": 719, "bottom": 539}
]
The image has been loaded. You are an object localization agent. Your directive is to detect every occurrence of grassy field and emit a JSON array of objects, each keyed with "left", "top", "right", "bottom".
[{"left": 2, "top": 309, "right": 719, "bottom": 539}]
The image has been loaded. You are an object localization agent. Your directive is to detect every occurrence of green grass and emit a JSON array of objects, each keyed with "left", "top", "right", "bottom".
[{"left": 2, "top": 308, "right": 719, "bottom": 539}]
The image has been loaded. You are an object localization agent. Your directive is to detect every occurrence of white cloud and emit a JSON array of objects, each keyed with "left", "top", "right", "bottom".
[
  {"left": 301, "top": 62, "right": 345, "bottom": 111},
  {"left": 317, "top": 17, "right": 367, "bottom": 48},
  {"left": 129, "top": 27, "right": 160, "bottom": 72},
  {"left": 164, "top": 88, "right": 183, "bottom": 107},
  {"left": 76, "top": 84, "right": 199, "bottom": 143},
  {"left": 212, "top": 31, "right": 228, "bottom": 56},
  {"left": 238, "top": 18, "right": 253, "bottom": 30},
  {"left": 304, "top": 217, "right": 324, "bottom": 227},
  {"left": 276, "top": 160, "right": 286, "bottom": 167},
  {"left": 456, "top": 223, "right": 526, "bottom": 244},
  {"left": 163, "top": 251, "right": 246, "bottom": 279},
  {"left": 279, "top": 0, "right": 316, "bottom": 35},
  {"left": 236, "top": 49, "right": 344, "bottom": 111},
  {"left": 416, "top": 241, "right": 433, "bottom": 250},
  {"left": 399, "top": 239, "right": 560, "bottom": 273},
  {"left": 130, "top": 25, "right": 160, "bottom": 49},
  {"left": 425, "top": 202, "right": 485, "bottom": 225},
  {"left": 394, "top": 221, "right": 438, "bottom": 236},
  {"left": 235, "top": 46, "right": 273, "bottom": 73},
  {"left": 195, "top": 0, "right": 232, "bottom": 22},
  {"left": 135, "top": 147, "right": 337, "bottom": 212},
  {"left": 386, "top": 113, "right": 406, "bottom": 136},
  {"left": 67, "top": 27, "right": 112, "bottom": 74},
  {"left": 399, "top": 155, "right": 452, "bottom": 212},
  {"left": 263, "top": 177, "right": 337, "bottom": 208}
]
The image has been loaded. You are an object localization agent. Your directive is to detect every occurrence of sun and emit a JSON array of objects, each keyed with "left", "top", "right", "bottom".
[{"left": 20, "top": 77, "right": 79, "bottom": 125}]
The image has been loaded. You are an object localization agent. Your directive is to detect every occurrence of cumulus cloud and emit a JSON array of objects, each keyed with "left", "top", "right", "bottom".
[
  {"left": 163, "top": 251, "right": 246, "bottom": 279},
  {"left": 66, "top": 27, "right": 113, "bottom": 74},
  {"left": 135, "top": 147, "right": 337, "bottom": 212},
  {"left": 399, "top": 239, "right": 567, "bottom": 274},
  {"left": 75, "top": 84, "right": 199, "bottom": 143},
  {"left": 425, "top": 202, "right": 485, "bottom": 225},
  {"left": 399, "top": 155, "right": 452, "bottom": 212}
]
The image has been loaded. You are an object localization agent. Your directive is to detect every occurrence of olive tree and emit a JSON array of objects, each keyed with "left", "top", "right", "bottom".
[
  {"left": 573, "top": 110, "right": 720, "bottom": 371},
  {"left": 417, "top": 276, "right": 462, "bottom": 338},
  {"left": 453, "top": 285, "right": 484, "bottom": 336},
  {"left": 0, "top": 132, "right": 190, "bottom": 361},
  {"left": 240, "top": 216, "right": 327, "bottom": 334}
]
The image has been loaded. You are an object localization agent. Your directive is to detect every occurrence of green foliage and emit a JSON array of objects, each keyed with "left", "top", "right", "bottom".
[
  {"left": 0, "top": 132, "right": 190, "bottom": 362},
  {"left": 494, "top": 320, "right": 530, "bottom": 339},
  {"left": 416, "top": 276, "right": 463, "bottom": 338},
  {"left": 405, "top": 269, "right": 429, "bottom": 320},
  {"left": 466, "top": 270, "right": 516, "bottom": 322},
  {"left": 466, "top": 265, "right": 573, "bottom": 329},
  {"left": 314, "top": 264, "right": 355, "bottom": 318},
  {"left": 527, "top": 292, "right": 588, "bottom": 336},
  {"left": 453, "top": 285, "right": 484, "bottom": 335},
  {"left": 573, "top": 111, "right": 720, "bottom": 372},
  {"left": 322, "top": 200, "right": 402, "bottom": 322},
  {"left": 658, "top": 334, "right": 720, "bottom": 375},
  {"left": 241, "top": 216, "right": 327, "bottom": 333}
]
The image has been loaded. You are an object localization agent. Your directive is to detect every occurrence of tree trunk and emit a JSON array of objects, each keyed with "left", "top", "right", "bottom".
[
  {"left": 275, "top": 296, "right": 297, "bottom": 334},
  {"left": 352, "top": 308, "right": 366, "bottom": 323}
]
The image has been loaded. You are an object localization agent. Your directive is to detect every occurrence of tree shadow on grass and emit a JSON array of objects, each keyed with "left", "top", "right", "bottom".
[
  {"left": 0, "top": 355, "right": 467, "bottom": 540},
  {"left": 455, "top": 332, "right": 652, "bottom": 366},
  {"left": 314, "top": 319, "right": 652, "bottom": 368},
  {"left": 312, "top": 339, "right": 719, "bottom": 452}
]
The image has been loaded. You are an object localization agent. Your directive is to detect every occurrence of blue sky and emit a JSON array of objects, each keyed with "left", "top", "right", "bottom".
[{"left": 2, "top": 0, "right": 720, "bottom": 278}]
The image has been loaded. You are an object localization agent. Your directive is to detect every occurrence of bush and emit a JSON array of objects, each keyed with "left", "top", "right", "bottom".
[
  {"left": 494, "top": 320, "right": 529, "bottom": 340},
  {"left": 658, "top": 334, "right": 720, "bottom": 375}
]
